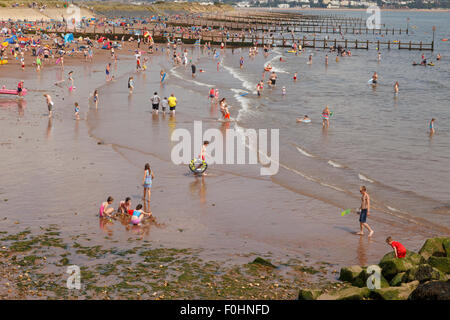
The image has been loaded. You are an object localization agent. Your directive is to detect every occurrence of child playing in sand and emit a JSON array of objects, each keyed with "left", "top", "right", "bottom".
[
  {"left": 131, "top": 204, "right": 152, "bottom": 225},
  {"left": 386, "top": 236, "right": 407, "bottom": 258},
  {"left": 99, "top": 196, "right": 115, "bottom": 218},
  {"left": 117, "top": 197, "right": 132, "bottom": 215}
]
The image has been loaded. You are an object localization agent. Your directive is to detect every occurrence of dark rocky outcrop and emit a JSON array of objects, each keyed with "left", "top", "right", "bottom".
[
  {"left": 299, "top": 237, "right": 449, "bottom": 300},
  {"left": 408, "top": 280, "right": 450, "bottom": 300}
]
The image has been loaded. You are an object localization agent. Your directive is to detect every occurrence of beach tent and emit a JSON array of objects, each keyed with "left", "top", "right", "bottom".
[{"left": 64, "top": 33, "right": 74, "bottom": 44}]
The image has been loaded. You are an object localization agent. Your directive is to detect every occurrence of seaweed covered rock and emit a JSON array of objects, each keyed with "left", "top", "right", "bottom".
[
  {"left": 339, "top": 266, "right": 388, "bottom": 288},
  {"left": 369, "top": 281, "right": 419, "bottom": 300},
  {"left": 443, "top": 238, "right": 450, "bottom": 257},
  {"left": 379, "top": 250, "right": 425, "bottom": 266},
  {"left": 317, "top": 287, "right": 370, "bottom": 300},
  {"left": 402, "top": 264, "right": 446, "bottom": 284},
  {"left": 418, "top": 237, "right": 447, "bottom": 260},
  {"left": 298, "top": 288, "right": 322, "bottom": 300},
  {"left": 379, "top": 257, "right": 416, "bottom": 281},
  {"left": 338, "top": 265, "right": 363, "bottom": 283},
  {"left": 390, "top": 272, "right": 406, "bottom": 287},
  {"left": 428, "top": 256, "right": 450, "bottom": 274},
  {"left": 408, "top": 280, "right": 450, "bottom": 300},
  {"left": 353, "top": 268, "right": 390, "bottom": 288},
  {"left": 250, "top": 257, "right": 277, "bottom": 269}
]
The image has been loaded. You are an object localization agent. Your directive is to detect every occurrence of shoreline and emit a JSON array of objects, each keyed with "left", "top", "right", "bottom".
[{"left": 1, "top": 10, "right": 449, "bottom": 299}]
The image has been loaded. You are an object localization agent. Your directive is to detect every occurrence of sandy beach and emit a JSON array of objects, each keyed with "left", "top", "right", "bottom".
[{"left": 0, "top": 8, "right": 449, "bottom": 300}]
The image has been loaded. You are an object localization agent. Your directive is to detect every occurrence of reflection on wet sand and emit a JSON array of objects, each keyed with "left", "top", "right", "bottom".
[
  {"left": 357, "top": 236, "right": 374, "bottom": 267},
  {"left": 190, "top": 175, "right": 207, "bottom": 205},
  {"left": 46, "top": 118, "right": 52, "bottom": 139}
]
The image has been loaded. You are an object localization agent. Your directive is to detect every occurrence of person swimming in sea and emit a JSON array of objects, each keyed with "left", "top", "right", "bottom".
[
  {"left": 371, "top": 72, "right": 378, "bottom": 84},
  {"left": 296, "top": 115, "right": 311, "bottom": 123}
]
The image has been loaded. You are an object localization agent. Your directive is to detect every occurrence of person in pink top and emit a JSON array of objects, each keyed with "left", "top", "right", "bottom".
[{"left": 99, "top": 196, "right": 114, "bottom": 218}]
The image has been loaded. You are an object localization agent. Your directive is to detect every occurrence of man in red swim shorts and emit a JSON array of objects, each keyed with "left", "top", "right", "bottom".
[{"left": 386, "top": 236, "right": 407, "bottom": 258}]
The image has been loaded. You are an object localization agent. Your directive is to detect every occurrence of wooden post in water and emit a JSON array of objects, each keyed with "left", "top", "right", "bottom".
[
  {"left": 355, "top": 39, "right": 358, "bottom": 49},
  {"left": 366, "top": 40, "right": 369, "bottom": 50},
  {"left": 409, "top": 41, "right": 412, "bottom": 50},
  {"left": 432, "top": 26, "right": 436, "bottom": 51}
]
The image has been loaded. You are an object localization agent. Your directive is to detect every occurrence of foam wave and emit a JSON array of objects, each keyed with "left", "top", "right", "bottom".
[
  {"left": 328, "top": 160, "right": 343, "bottom": 168},
  {"left": 387, "top": 206, "right": 400, "bottom": 212},
  {"left": 231, "top": 88, "right": 252, "bottom": 121},
  {"left": 170, "top": 68, "right": 213, "bottom": 88},
  {"left": 358, "top": 173, "right": 374, "bottom": 183},
  {"left": 296, "top": 146, "right": 314, "bottom": 158},
  {"left": 223, "top": 65, "right": 257, "bottom": 94}
]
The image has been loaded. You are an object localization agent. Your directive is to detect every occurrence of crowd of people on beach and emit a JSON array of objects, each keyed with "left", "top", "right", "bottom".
[{"left": 0, "top": 13, "right": 443, "bottom": 243}]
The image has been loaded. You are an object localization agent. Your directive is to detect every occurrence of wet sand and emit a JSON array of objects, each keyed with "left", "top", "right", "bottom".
[{"left": 0, "top": 34, "right": 447, "bottom": 299}]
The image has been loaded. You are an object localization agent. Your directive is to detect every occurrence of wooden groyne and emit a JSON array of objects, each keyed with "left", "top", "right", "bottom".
[{"left": 4, "top": 10, "right": 434, "bottom": 51}]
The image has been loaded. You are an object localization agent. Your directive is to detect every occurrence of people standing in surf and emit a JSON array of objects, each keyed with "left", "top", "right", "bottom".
[
  {"left": 371, "top": 72, "right": 378, "bottom": 85},
  {"left": 74, "top": 102, "right": 80, "bottom": 120},
  {"left": 308, "top": 53, "right": 312, "bottom": 64},
  {"left": 268, "top": 72, "right": 277, "bottom": 88},
  {"left": 160, "top": 69, "right": 165, "bottom": 84},
  {"left": 429, "top": 118, "right": 436, "bottom": 136},
  {"left": 44, "top": 94, "right": 53, "bottom": 118},
  {"left": 191, "top": 63, "right": 196, "bottom": 78},
  {"left": 151, "top": 92, "right": 161, "bottom": 114},
  {"left": 394, "top": 82, "right": 399, "bottom": 94},
  {"left": 293, "top": 72, "right": 298, "bottom": 82},
  {"left": 325, "top": 54, "right": 328, "bottom": 66},
  {"left": 322, "top": 106, "right": 331, "bottom": 128},
  {"left": 256, "top": 81, "right": 264, "bottom": 97},
  {"left": 68, "top": 71, "right": 75, "bottom": 90},
  {"left": 142, "top": 163, "right": 155, "bottom": 204},
  {"left": 106, "top": 63, "right": 111, "bottom": 81},
  {"left": 93, "top": 89, "right": 99, "bottom": 109},
  {"left": 128, "top": 76, "right": 134, "bottom": 94},
  {"left": 168, "top": 93, "right": 177, "bottom": 115},
  {"left": 239, "top": 56, "right": 244, "bottom": 69},
  {"left": 161, "top": 97, "right": 169, "bottom": 115},
  {"left": 208, "top": 87, "right": 216, "bottom": 106},
  {"left": 219, "top": 98, "right": 231, "bottom": 121},
  {"left": 357, "top": 186, "right": 374, "bottom": 237},
  {"left": 17, "top": 80, "right": 24, "bottom": 97}
]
